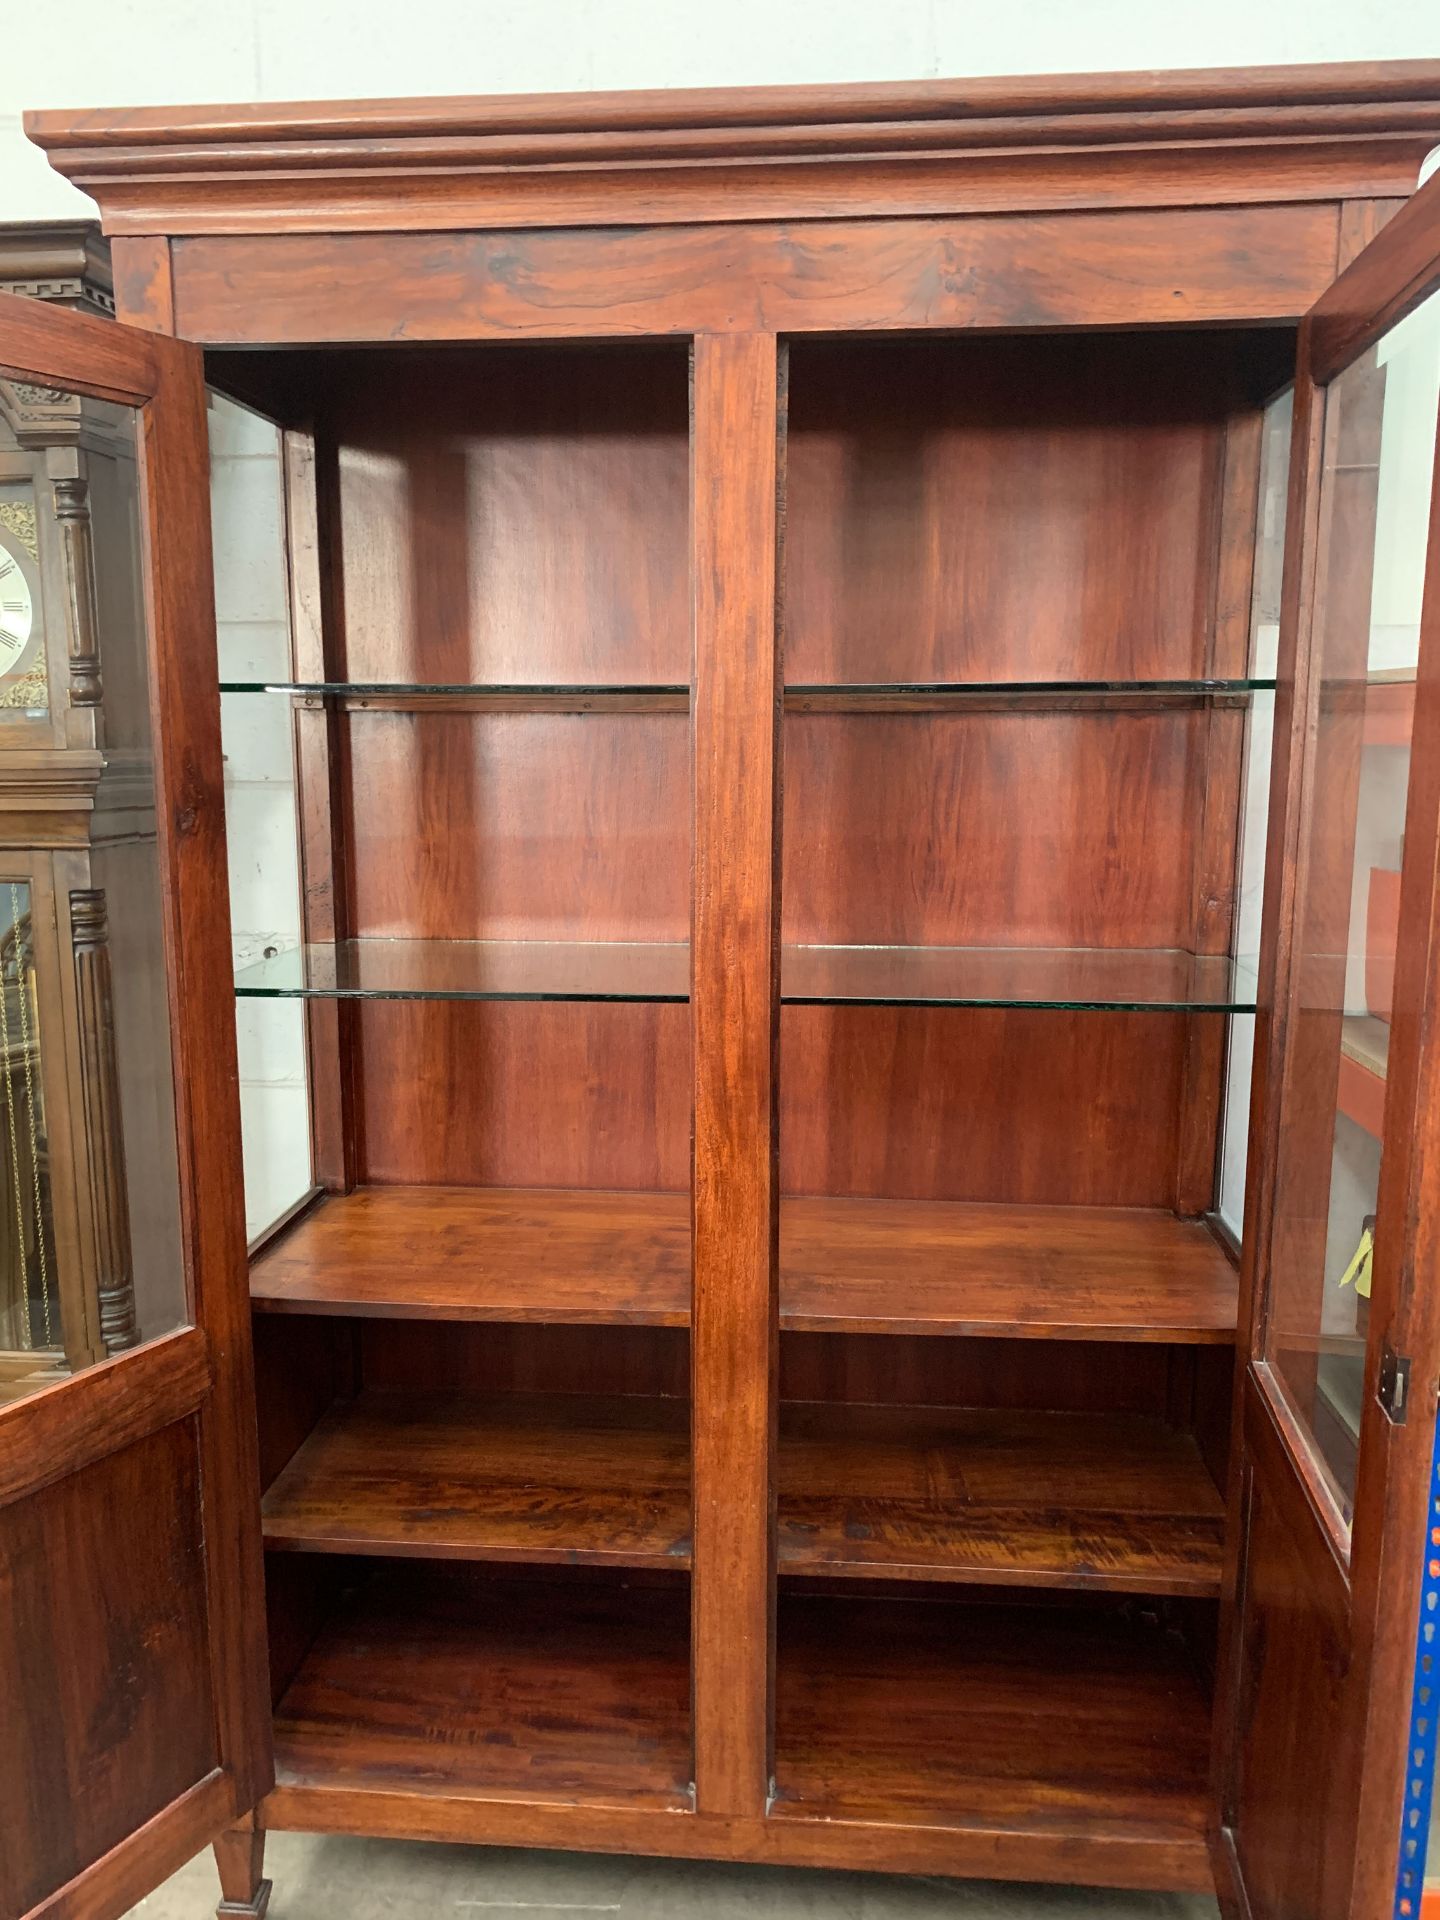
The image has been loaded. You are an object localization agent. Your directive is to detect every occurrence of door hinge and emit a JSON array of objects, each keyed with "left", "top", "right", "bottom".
[{"left": 1379, "top": 1343, "right": 1413, "bottom": 1424}]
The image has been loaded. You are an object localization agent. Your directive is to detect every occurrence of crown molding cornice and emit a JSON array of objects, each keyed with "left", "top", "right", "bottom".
[
  {"left": 24, "top": 61, "right": 1440, "bottom": 237},
  {"left": 0, "top": 223, "right": 113, "bottom": 312}
]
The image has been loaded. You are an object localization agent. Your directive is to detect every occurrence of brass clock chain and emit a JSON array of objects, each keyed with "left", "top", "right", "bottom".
[
  {"left": 11, "top": 885, "right": 52, "bottom": 1347},
  {"left": 0, "top": 889, "right": 30, "bottom": 1348}
]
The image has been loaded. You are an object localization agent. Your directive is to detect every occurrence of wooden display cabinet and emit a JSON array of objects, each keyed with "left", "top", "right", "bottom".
[{"left": 6, "top": 62, "right": 1440, "bottom": 1920}]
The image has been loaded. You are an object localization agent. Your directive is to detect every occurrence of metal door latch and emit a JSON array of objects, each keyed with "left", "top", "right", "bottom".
[{"left": 1379, "top": 1343, "right": 1413, "bottom": 1424}]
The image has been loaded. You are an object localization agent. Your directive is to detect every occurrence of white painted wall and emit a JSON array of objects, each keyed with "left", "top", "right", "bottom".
[
  {"left": 5, "top": 0, "right": 1439, "bottom": 1235},
  {"left": 4, "top": 0, "right": 1440, "bottom": 223}
]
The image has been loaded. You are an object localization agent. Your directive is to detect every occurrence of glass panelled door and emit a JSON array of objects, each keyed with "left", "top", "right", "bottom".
[
  {"left": 1222, "top": 174, "right": 1440, "bottom": 1920},
  {"left": 0, "top": 294, "right": 269, "bottom": 1920},
  {"left": 1264, "top": 282, "right": 1440, "bottom": 1517}
]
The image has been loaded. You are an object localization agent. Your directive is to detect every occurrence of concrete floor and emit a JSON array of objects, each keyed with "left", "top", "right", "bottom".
[{"left": 126, "top": 1834, "right": 1222, "bottom": 1919}]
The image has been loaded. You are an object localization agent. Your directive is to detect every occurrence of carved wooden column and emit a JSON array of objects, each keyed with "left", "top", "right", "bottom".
[
  {"left": 70, "top": 887, "right": 137, "bottom": 1352},
  {"left": 52, "top": 473, "right": 102, "bottom": 707}
]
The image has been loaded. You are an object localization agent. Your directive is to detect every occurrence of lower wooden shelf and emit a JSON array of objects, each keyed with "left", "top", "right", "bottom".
[
  {"left": 772, "top": 1591, "right": 1212, "bottom": 1888},
  {"left": 266, "top": 1570, "right": 1208, "bottom": 1888},
  {"left": 261, "top": 1390, "right": 1224, "bottom": 1596},
  {"left": 271, "top": 1570, "right": 694, "bottom": 1813},
  {"left": 250, "top": 1185, "right": 1238, "bottom": 1343}
]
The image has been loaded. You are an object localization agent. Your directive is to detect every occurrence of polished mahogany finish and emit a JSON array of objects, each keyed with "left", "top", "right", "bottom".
[
  {"left": 249, "top": 1186, "right": 692, "bottom": 1325},
  {"left": 248, "top": 1184, "right": 1238, "bottom": 1341},
  {"left": 271, "top": 1571, "right": 694, "bottom": 1813},
  {"left": 260, "top": 1390, "right": 694, "bottom": 1566},
  {"left": 154, "top": 208, "right": 1344, "bottom": 346},
  {"left": 772, "top": 1592, "right": 1213, "bottom": 1892},
  {"left": 25, "top": 65, "right": 1440, "bottom": 235},
  {"left": 257, "top": 1387, "right": 1223, "bottom": 1595},
  {"left": 21, "top": 61, "right": 1440, "bottom": 1920}
]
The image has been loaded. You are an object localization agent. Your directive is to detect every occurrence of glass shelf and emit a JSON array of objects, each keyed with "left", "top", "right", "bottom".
[
  {"left": 784, "top": 945, "right": 1258, "bottom": 1010},
  {"left": 219, "top": 679, "right": 1272, "bottom": 708},
  {"left": 785, "top": 678, "right": 1277, "bottom": 711},
  {"left": 219, "top": 681, "right": 690, "bottom": 709},
  {"left": 234, "top": 940, "right": 690, "bottom": 1002},
  {"left": 236, "top": 939, "right": 1258, "bottom": 1012}
]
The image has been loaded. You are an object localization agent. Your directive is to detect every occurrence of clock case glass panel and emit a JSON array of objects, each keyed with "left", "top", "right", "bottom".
[{"left": 0, "top": 478, "right": 47, "bottom": 718}]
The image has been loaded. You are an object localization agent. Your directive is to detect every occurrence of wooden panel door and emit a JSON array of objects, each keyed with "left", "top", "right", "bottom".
[
  {"left": 1216, "top": 174, "right": 1440, "bottom": 1920},
  {"left": 0, "top": 295, "right": 269, "bottom": 1918}
]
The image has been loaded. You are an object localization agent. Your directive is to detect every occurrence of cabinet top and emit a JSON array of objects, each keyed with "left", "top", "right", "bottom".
[{"left": 24, "top": 60, "right": 1440, "bottom": 240}]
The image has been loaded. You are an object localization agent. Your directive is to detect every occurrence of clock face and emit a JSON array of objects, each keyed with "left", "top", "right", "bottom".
[{"left": 0, "top": 541, "right": 33, "bottom": 670}]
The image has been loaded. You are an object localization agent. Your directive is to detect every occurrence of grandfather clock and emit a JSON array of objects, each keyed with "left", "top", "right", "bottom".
[{"left": 0, "top": 222, "right": 180, "bottom": 1401}]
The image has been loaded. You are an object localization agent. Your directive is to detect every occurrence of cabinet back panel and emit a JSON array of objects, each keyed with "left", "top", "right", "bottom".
[
  {"left": 783, "top": 710, "right": 1206, "bottom": 948},
  {"left": 324, "top": 344, "right": 689, "bottom": 686},
  {"left": 785, "top": 333, "right": 1228, "bottom": 686},
  {"left": 360, "top": 1321, "right": 689, "bottom": 1397},
  {"left": 344, "top": 710, "right": 689, "bottom": 942},
  {"left": 356, "top": 1001, "right": 689, "bottom": 1189},
  {"left": 779, "top": 1332, "right": 1175, "bottom": 1418},
  {"left": 780, "top": 1006, "right": 1186, "bottom": 1207},
  {"left": 254, "top": 1314, "right": 356, "bottom": 1492}
]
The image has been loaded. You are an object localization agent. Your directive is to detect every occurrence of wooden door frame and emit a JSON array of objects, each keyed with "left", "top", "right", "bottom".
[{"left": 0, "top": 290, "right": 270, "bottom": 1920}]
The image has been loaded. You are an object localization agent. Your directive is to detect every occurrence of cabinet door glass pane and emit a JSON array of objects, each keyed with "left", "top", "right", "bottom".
[
  {"left": 0, "top": 372, "right": 188, "bottom": 1404},
  {"left": 1264, "top": 286, "right": 1440, "bottom": 1518}
]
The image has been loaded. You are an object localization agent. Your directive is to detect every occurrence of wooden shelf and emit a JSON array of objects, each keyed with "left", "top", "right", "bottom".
[
  {"left": 251, "top": 1187, "right": 1239, "bottom": 1343},
  {"left": 271, "top": 1570, "right": 693, "bottom": 1813},
  {"left": 250, "top": 1187, "right": 691, "bottom": 1326},
  {"left": 262, "top": 1391, "right": 692, "bottom": 1567},
  {"left": 260, "top": 1390, "right": 1223, "bottom": 1596},
  {"left": 772, "top": 1592, "right": 1212, "bottom": 1890},
  {"left": 778, "top": 1402, "right": 1224, "bottom": 1595},
  {"left": 781, "top": 1195, "right": 1238, "bottom": 1342}
]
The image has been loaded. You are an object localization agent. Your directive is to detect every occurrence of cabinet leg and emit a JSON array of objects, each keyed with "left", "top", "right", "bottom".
[{"left": 214, "top": 1812, "right": 271, "bottom": 1919}]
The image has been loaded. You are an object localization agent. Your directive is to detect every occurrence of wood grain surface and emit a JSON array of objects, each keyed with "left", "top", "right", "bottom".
[
  {"left": 159, "top": 207, "right": 1340, "bottom": 344},
  {"left": 258, "top": 1387, "right": 1224, "bottom": 1595},
  {"left": 248, "top": 1185, "right": 1237, "bottom": 1341},
  {"left": 772, "top": 1590, "right": 1212, "bottom": 1887},
  {"left": 272, "top": 1570, "right": 693, "bottom": 1812}
]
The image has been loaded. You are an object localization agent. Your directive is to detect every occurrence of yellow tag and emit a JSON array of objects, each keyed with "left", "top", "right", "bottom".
[{"left": 1338, "top": 1225, "right": 1374, "bottom": 1299}]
